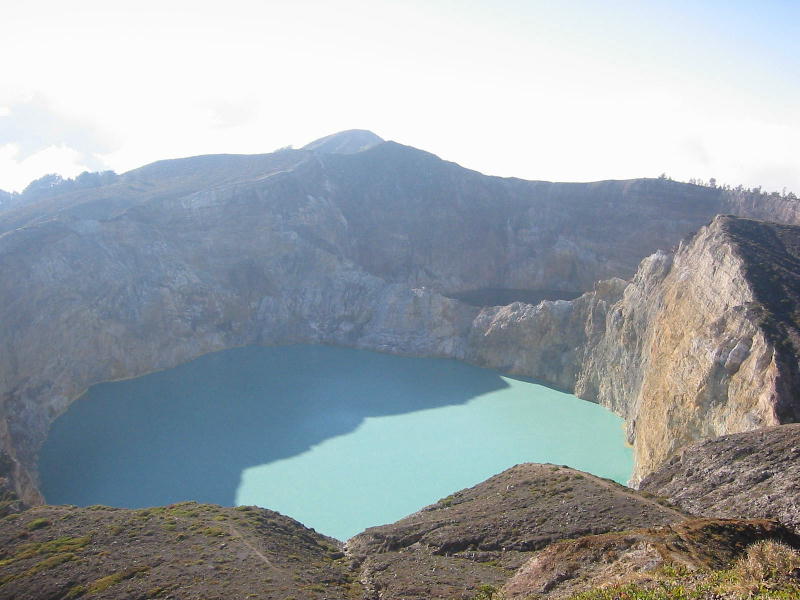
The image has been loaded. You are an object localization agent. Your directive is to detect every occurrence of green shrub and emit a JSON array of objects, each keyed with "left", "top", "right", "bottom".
[{"left": 473, "top": 584, "right": 498, "bottom": 599}]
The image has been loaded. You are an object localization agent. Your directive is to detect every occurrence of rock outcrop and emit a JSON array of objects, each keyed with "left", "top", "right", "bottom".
[
  {"left": 640, "top": 424, "right": 800, "bottom": 533},
  {"left": 1, "top": 131, "right": 800, "bottom": 502}
]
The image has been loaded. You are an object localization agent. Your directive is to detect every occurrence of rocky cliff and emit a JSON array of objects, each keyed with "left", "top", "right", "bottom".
[
  {"left": 471, "top": 215, "right": 800, "bottom": 484},
  {"left": 1, "top": 130, "right": 799, "bottom": 503}
]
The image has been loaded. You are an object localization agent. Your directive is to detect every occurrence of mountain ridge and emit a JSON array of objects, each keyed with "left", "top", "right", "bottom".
[{"left": 301, "top": 128, "right": 385, "bottom": 154}]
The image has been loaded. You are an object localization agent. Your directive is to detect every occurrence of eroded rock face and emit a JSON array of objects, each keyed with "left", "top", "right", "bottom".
[
  {"left": 470, "top": 216, "right": 800, "bottom": 485},
  {"left": 467, "top": 278, "right": 628, "bottom": 390},
  {"left": 2, "top": 133, "right": 800, "bottom": 503}
]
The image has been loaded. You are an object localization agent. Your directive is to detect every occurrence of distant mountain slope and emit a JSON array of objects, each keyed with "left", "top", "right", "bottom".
[{"left": 0, "top": 133, "right": 797, "bottom": 296}]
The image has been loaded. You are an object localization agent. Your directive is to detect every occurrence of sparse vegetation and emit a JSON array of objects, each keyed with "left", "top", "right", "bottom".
[
  {"left": 567, "top": 540, "right": 800, "bottom": 600},
  {"left": 730, "top": 540, "right": 800, "bottom": 596},
  {"left": 0, "top": 552, "right": 78, "bottom": 585},
  {"left": 87, "top": 566, "right": 150, "bottom": 594},
  {"left": 26, "top": 517, "right": 50, "bottom": 530},
  {"left": 200, "top": 526, "right": 226, "bottom": 537},
  {"left": 473, "top": 584, "right": 498, "bottom": 599},
  {"left": 439, "top": 494, "right": 456, "bottom": 507}
]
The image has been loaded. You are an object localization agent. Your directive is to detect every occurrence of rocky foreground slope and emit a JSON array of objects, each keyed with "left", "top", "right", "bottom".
[
  {"left": 2, "top": 463, "right": 798, "bottom": 600},
  {"left": 1, "top": 130, "right": 800, "bottom": 504},
  {"left": 346, "top": 463, "right": 686, "bottom": 599},
  {"left": 0, "top": 502, "right": 358, "bottom": 600},
  {"left": 501, "top": 518, "right": 800, "bottom": 599}
]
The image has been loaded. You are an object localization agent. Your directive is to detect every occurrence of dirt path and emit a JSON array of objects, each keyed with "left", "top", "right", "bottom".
[{"left": 227, "top": 522, "right": 277, "bottom": 569}]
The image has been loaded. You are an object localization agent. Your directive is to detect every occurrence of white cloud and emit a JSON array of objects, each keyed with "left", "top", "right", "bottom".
[
  {"left": 0, "top": 94, "right": 116, "bottom": 190},
  {"left": 0, "top": 143, "right": 94, "bottom": 192}
]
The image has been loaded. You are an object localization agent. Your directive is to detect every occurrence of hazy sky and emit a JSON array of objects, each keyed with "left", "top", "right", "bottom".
[{"left": 1, "top": 0, "right": 798, "bottom": 193}]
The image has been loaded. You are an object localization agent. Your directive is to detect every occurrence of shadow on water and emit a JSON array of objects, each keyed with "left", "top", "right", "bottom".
[{"left": 39, "top": 345, "right": 509, "bottom": 508}]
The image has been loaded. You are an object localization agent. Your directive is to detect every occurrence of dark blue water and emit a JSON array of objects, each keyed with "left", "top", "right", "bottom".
[{"left": 40, "top": 345, "right": 632, "bottom": 539}]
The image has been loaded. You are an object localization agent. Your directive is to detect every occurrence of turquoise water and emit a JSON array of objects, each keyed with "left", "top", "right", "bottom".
[{"left": 40, "top": 345, "right": 632, "bottom": 540}]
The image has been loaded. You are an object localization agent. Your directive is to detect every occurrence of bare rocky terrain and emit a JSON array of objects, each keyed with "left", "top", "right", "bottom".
[
  {"left": 640, "top": 424, "right": 800, "bottom": 533},
  {"left": 346, "top": 463, "right": 686, "bottom": 600},
  {"left": 0, "top": 502, "right": 358, "bottom": 600}
]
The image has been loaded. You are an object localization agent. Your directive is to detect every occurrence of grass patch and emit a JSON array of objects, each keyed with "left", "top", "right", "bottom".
[
  {"left": 66, "top": 584, "right": 86, "bottom": 598},
  {"left": 0, "top": 553, "right": 77, "bottom": 586},
  {"left": 0, "top": 536, "right": 90, "bottom": 568},
  {"left": 201, "top": 527, "right": 227, "bottom": 538},
  {"left": 87, "top": 566, "right": 150, "bottom": 594},
  {"left": 472, "top": 584, "right": 498, "bottom": 599},
  {"left": 438, "top": 494, "right": 456, "bottom": 507},
  {"left": 26, "top": 518, "right": 51, "bottom": 530}
]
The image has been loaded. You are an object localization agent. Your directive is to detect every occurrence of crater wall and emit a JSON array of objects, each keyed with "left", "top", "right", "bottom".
[{"left": 2, "top": 137, "right": 799, "bottom": 502}]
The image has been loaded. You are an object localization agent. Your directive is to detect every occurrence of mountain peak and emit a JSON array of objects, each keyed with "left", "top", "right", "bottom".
[{"left": 301, "top": 129, "right": 384, "bottom": 154}]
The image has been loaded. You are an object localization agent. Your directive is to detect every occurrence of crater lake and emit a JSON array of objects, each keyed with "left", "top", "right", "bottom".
[{"left": 40, "top": 345, "right": 633, "bottom": 540}]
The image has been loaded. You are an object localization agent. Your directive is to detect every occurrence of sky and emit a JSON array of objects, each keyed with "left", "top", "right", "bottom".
[{"left": 1, "top": 0, "right": 798, "bottom": 193}]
